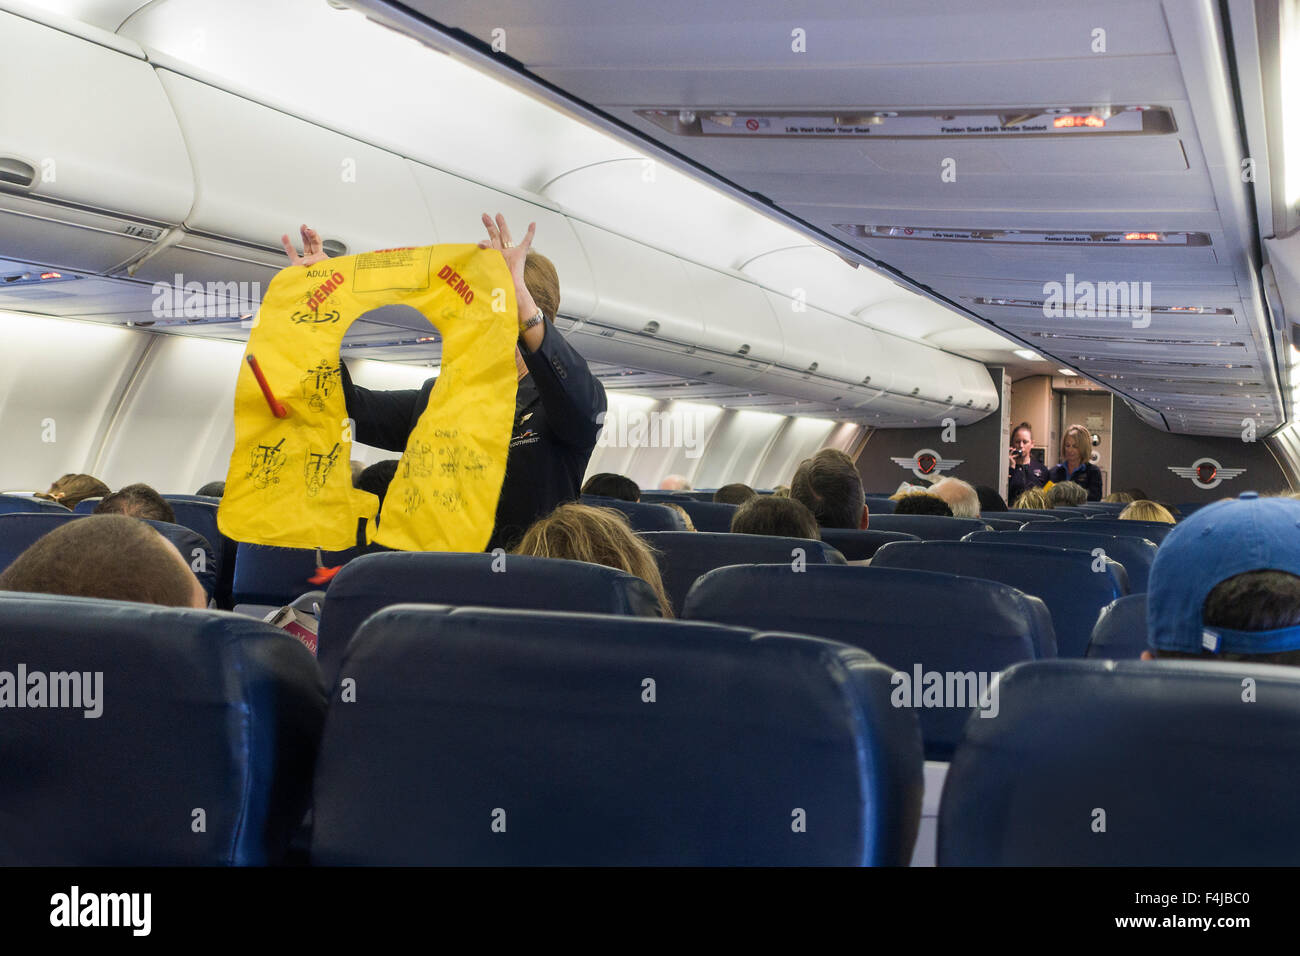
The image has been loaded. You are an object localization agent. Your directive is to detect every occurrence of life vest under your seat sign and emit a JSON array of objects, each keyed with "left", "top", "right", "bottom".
[{"left": 218, "top": 244, "right": 518, "bottom": 553}]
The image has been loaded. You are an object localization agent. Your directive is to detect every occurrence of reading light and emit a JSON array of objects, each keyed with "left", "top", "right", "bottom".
[
  {"left": 1058, "top": 368, "right": 1078, "bottom": 376},
  {"left": 1013, "top": 349, "right": 1044, "bottom": 361}
]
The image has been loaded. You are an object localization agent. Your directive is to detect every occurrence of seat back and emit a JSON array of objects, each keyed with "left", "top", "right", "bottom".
[
  {"left": 73, "top": 498, "right": 102, "bottom": 514},
  {"left": 673, "top": 499, "right": 738, "bottom": 532},
  {"left": 232, "top": 542, "right": 365, "bottom": 607},
  {"left": 1048, "top": 506, "right": 1091, "bottom": 517},
  {"left": 0, "top": 512, "right": 79, "bottom": 570},
  {"left": 311, "top": 605, "right": 923, "bottom": 865},
  {"left": 0, "top": 593, "right": 324, "bottom": 864},
  {"left": 0, "top": 495, "right": 72, "bottom": 516},
  {"left": 1006, "top": 508, "right": 1062, "bottom": 520},
  {"left": 817, "top": 528, "right": 920, "bottom": 561},
  {"left": 963, "top": 530, "right": 1157, "bottom": 592},
  {"left": 1076, "top": 502, "right": 1127, "bottom": 515},
  {"left": 682, "top": 564, "right": 1055, "bottom": 760},
  {"left": 166, "top": 498, "right": 234, "bottom": 607},
  {"left": 316, "top": 551, "right": 664, "bottom": 687},
  {"left": 860, "top": 514, "right": 990, "bottom": 540},
  {"left": 979, "top": 516, "right": 1027, "bottom": 531},
  {"left": 863, "top": 496, "right": 897, "bottom": 514},
  {"left": 870, "top": 540, "right": 1127, "bottom": 657},
  {"left": 580, "top": 495, "right": 686, "bottom": 531},
  {"left": 141, "top": 519, "right": 217, "bottom": 599},
  {"left": 939, "top": 659, "right": 1300, "bottom": 864},
  {"left": 640, "top": 531, "right": 845, "bottom": 615},
  {"left": 1061, "top": 517, "right": 1174, "bottom": 543},
  {"left": 1087, "top": 593, "right": 1148, "bottom": 659}
]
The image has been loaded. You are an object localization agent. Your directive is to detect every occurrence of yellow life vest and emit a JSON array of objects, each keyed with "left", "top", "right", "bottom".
[{"left": 217, "top": 245, "right": 518, "bottom": 553}]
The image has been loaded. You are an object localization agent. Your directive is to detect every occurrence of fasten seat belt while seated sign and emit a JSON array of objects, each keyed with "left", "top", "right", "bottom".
[{"left": 218, "top": 245, "right": 518, "bottom": 553}]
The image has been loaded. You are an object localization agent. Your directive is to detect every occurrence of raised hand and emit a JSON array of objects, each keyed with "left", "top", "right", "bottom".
[
  {"left": 478, "top": 213, "right": 536, "bottom": 283},
  {"left": 280, "top": 224, "right": 329, "bottom": 267}
]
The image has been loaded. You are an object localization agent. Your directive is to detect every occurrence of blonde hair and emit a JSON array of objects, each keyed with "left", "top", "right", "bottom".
[
  {"left": 513, "top": 503, "right": 673, "bottom": 617},
  {"left": 1102, "top": 492, "right": 1134, "bottom": 504},
  {"left": 1119, "top": 500, "right": 1176, "bottom": 524},
  {"left": 34, "top": 473, "right": 110, "bottom": 508},
  {"left": 1013, "top": 487, "right": 1052, "bottom": 510},
  {"left": 662, "top": 502, "right": 696, "bottom": 531},
  {"left": 1061, "top": 424, "right": 1093, "bottom": 463},
  {"left": 523, "top": 251, "right": 560, "bottom": 322}
]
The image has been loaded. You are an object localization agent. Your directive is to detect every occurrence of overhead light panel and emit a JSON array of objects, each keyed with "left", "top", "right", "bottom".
[
  {"left": 1013, "top": 349, "right": 1044, "bottom": 361},
  {"left": 836, "top": 225, "right": 1210, "bottom": 246}
]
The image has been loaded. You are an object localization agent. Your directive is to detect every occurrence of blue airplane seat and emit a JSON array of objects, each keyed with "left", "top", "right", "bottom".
[
  {"left": 311, "top": 605, "right": 924, "bottom": 865},
  {"left": 0, "top": 512, "right": 79, "bottom": 571},
  {"left": 963, "top": 530, "right": 1157, "bottom": 593},
  {"left": 870, "top": 540, "right": 1127, "bottom": 658},
  {"left": 674, "top": 499, "right": 738, "bottom": 532},
  {"left": 858, "top": 514, "right": 990, "bottom": 540},
  {"left": 232, "top": 542, "right": 365, "bottom": 607},
  {"left": 316, "top": 551, "right": 665, "bottom": 687},
  {"left": 0, "top": 592, "right": 324, "bottom": 864},
  {"left": 817, "top": 528, "right": 920, "bottom": 560},
  {"left": 580, "top": 495, "right": 686, "bottom": 532},
  {"left": 938, "top": 658, "right": 1300, "bottom": 864},
  {"left": 163, "top": 499, "right": 232, "bottom": 606},
  {"left": 1059, "top": 517, "right": 1175, "bottom": 543},
  {"left": 73, "top": 498, "right": 101, "bottom": 514},
  {"left": 681, "top": 564, "right": 1055, "bottom": 760},
  {"left": 1006, "top": 508, "right": 1062, "bottom": 520},
  {"left": 1087, "top": 593, "right": 1148, "bottom": 659},
  {"left": 863, "top": 497, "right": 897, "bottom": 514},
  {"left": 979, "top": 516, "right": 1029, "bottom": 531},
  {"left": 0, "top": 495, "right": 72, "bottom": 516},
  {"left": 141, "top": 519, "right": 217, "bottom": 599},
  {"left": 639, "top": 531, "right": 845, "bottom": 616}
]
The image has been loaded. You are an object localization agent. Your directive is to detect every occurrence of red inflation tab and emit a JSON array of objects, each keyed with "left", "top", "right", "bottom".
[{"left": 247, "top": 354, "right": 289, "bottom": 418}]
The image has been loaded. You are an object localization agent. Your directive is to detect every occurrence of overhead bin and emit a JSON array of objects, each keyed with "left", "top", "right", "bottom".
[
  {"left": 131, "top": 70, "right": 435, "bottom": 286},
  {"left": 0, "top": 11, "right": 192, "bottom": 273},
  {"left": 406, "top": 162, "right": 595, "bottom": 321},
  {"left": 741, "top": 246, "right": 899, "bottom": 318}
]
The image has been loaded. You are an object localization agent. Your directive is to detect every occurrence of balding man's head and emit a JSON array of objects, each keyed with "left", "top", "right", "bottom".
[
  {"left": 930, "top": 477, "right": 981, "bottom": 518},
  {"left": 0, "top": 515, "right": 206, "bottom": 609}
]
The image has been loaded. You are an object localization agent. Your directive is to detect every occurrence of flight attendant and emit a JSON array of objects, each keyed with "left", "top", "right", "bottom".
[
  {"left": 1049, "top": 423, "right": 1104, "bottom": 501},
  {"left": 281, "top": 214, "right": 607, "bottom": 551},
  {"left": 1007, "top": 421, "right": 1049, "bottom": 505}
]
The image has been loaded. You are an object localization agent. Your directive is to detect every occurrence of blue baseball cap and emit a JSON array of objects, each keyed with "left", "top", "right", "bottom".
[{"left": 1148, "top": 492, "right": 1300, "bottom": 654}]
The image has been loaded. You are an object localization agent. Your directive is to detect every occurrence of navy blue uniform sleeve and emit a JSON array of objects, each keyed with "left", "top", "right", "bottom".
[
  {"left": 337, "top": 361, "right": 421, "bottom": 452},
  {"left": 1084, "top": 465, "right": 1103, "bottom": 501},
  {"left": 521, "top": 323, "right": 607, "bottom": 448}
]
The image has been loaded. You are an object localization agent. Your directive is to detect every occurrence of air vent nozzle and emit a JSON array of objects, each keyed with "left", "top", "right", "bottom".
[
  {"left": 0, "top": 158, "right": 36, "bottom": 188},
  {"left": 736, "top": 344, "right": 750, "bottom": 356},
  {"left": 322, "top": 239, "right": 348, "bottom": 257},
  {"left": 642, "top": 321, "right": 660, "bottom": 335}
]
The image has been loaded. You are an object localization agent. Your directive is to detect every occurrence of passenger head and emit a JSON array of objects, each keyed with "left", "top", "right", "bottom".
[
  {"left": 1060, "top": 424, "right": 1093, "bottom": 468},
  {"left": 355, "top": 459, "right": 399, "bottom": 510},
  {"left": 893, "top": 493, "right": 954, "bottom": 517},
  {"left": 581, "top": 472, "right": 641, "bottom": 502},
  {"left": 0, "top": 515, "right": 206, "bottom": 609},
  {"left": 771, "top": 485, "right": 791, "bottom": 498},
  {"left": 513, "top": 503, "right": 673, "bottom": 618},
  {"left": 791, "top": 449, "right": 867, "bottom": 529},
  {"left": 1120, "top": 500, "right": 1175, "bottom": 524},
  {"left": 1048, "top": 481, "right": 1088, "bottom": 507},
  {"left": 713, "top": 483, "right": 757, "bottom": 505},
  {"left": 974, "top": 485, "right": 1007, "bottom": 513},
  {"left": 1145, "top": 493, "right": 1300, "bottom": 665},
  {"left": 350, "top": 460, "right": 366, "bottom": 485},
  {"left": 1011, "top": 421, "right": 1034, "bottom": 459},
  {"left": 93, "top": 483, "right": 176, "bottom": 523},
  {"left": 730, "top": 496, "right": 820, "bottom": 540},
  {"left": 34, "top": 473, "right": 110, "bottom": 509},
  {"left": 658, "top": 475, "right": 692, "bottom": 491},
  {"left": 662, "top": 502, "right": 696, "bottom": 531},
  {"left": 1102, "top": 491, "right": 1134, "bottom": 504},
  {"left": 195, "top": 480, "right": 225, "bottom": 498},
  {"left": 1125, "top": 487, "right": 1149, "bottom": 500},
  {"left": 929, "top": 477, "right": 980, "bottom": 518},
  {"left": 1013, "top": 487, "right": 1052, "bottom": 510}
]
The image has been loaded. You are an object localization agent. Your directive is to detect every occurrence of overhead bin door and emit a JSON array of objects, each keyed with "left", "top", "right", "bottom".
[
  {"left": 131, "top": 70, "right": 435, "bottom": 287},
  {"left": 0, "top": 11, "right": 192, "bottom": 273}
]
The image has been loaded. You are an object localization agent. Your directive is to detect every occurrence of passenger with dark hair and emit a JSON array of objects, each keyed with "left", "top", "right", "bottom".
[
  {"left": 1008, "top": 422, "right": 1050, "bottom": 504},
  {"left": 581, "top": 473, "right": 641, "bottom": 502},
  {"left": 355, "top": 459, "right": 400, "bottom": 511},
  {"left": 975, "top": 485, "right": 1007, "bottom": 513},
  {"left": 893, "top": 493, "right": 954, "bottom": 517},
  {"left": 195, "top": 481, "right": 225, "bottom": 497},
  {"left": 1144, "top": 493, "right": 1300, "bottom": 666},
  {"left": 790, "top": 449, "right": 868, "bottom": 529},
  {"left": 1125, "top": 488, "right": 1149, "bottom": 501},
  {"left": 33, "top": 474, "right": 109, "bottom": 509},
  {"left": 93, "top": 483, "right": 176, "bottom": 523},
  {"left": 713, "top": 483, "right": 757, "bottom": 505},
  {"left": 730, "top": 495, "right": 820, "bottom": 540},
  {"left": 0, "top": 515, "right": 207, "bottom": 609}
]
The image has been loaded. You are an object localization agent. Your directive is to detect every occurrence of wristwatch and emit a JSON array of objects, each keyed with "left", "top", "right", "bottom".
[{"left": 519, "top": 309, "right": 545, "bottom": 334}]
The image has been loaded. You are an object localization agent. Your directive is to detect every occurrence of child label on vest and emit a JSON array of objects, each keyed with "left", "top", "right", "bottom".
[{"left": 219, "top": 244, "right": 517, "bottom": 553}]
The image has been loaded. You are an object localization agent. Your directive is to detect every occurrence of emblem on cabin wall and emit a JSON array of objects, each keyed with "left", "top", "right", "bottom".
[
  {"left": 1167, "top": 457, "right": 1245, "bottom": 490},
  {"left": 891, "top": 448, "right": 963, "bottom": 480}
]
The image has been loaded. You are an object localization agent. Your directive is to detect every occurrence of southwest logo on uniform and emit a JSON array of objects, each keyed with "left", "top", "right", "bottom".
[
  {"left": 1167, "top": 457, "right": 1245, "bottom": 490},
  {"left": 891, "top": 448, "right": 963, "bottom": 480}
]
